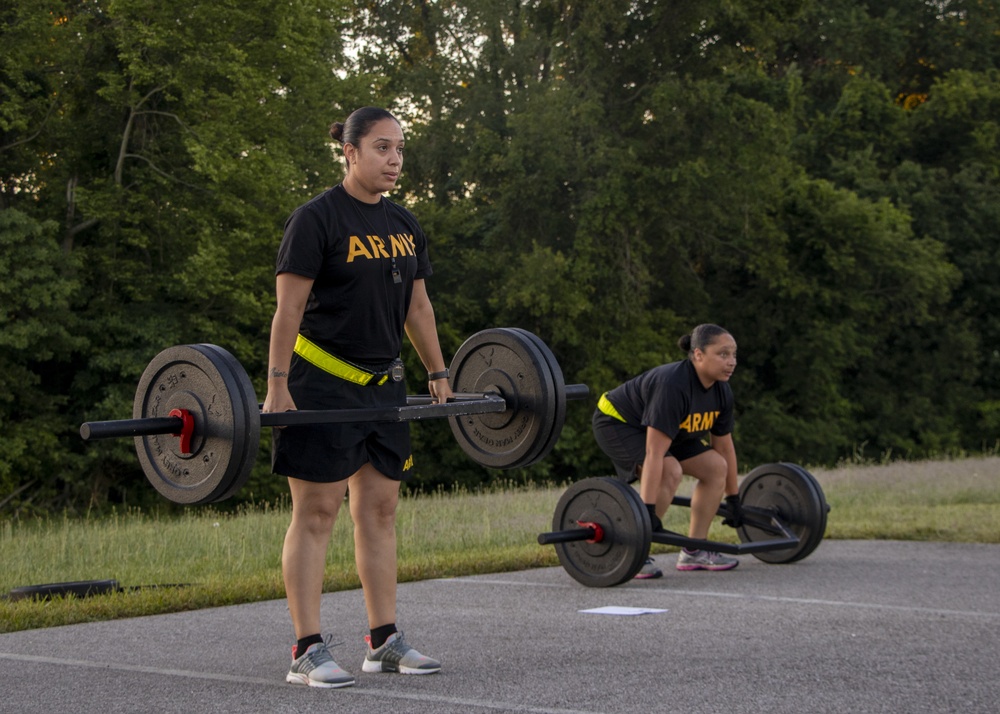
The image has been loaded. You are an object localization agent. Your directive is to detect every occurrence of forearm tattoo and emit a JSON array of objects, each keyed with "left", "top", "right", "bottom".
[{"left": 269, "top": 368, "right": 289, "bottom": 379}]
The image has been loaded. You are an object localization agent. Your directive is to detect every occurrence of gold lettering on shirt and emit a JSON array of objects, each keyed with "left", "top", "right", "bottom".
[
  {"left": 347, "top": 235, "right": 374, "bottom": 262},
  {"left": 390, "top": 234, "right": 412, "bottom": 257},
  {"left": 678, "top": 411, "right": 720, "bottom": 434},
  {"left": 346, "top": 234, "right": 417, "bottom": 262},
  {"left": 367, "top": 235, "right": 390, "bottom": 259}
]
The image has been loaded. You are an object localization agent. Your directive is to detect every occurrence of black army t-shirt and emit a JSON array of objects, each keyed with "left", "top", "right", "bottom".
[
  {"left": 276, "top": 184, "right": 432, "bottom": 362},
  {"left": 604, "top": 359, "right": 734, "bottom": 447}
]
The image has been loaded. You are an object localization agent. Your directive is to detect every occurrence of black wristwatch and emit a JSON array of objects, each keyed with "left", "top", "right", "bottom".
[{"left": 428, "top": 369, "right": 450, "bottom": 381}]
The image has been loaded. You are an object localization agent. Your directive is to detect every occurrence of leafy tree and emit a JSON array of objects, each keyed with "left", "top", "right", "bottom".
[
  {"left": 718, "top": 176, "right": 959, "bottom": 463},
  {"left": 2, "top": 0, "right": 353, "bottom": 511},
  {"left": 899, "top": 69, "right": 1000, "bottom": 444},
  {"left": 0, "top": 209, "right": 83, "bottom": 512},
  {"left": 794, "top": 63, "right": 1000, "bottom": 457}
]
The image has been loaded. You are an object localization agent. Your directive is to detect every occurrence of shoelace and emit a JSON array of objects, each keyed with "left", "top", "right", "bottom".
[
  {"left": 372, "top": 633, "right": 412, "bottom": 663},
  {"left": 301, "top": 635, "right": 345, "bottom": 666}
]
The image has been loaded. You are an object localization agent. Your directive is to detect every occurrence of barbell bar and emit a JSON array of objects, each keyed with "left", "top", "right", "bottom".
[
  {"left": 80, "top": 394, "right": 509, "bottom": 441},
  {"left": 79, "top": 328, "right": 590, "bottom": 505},
  {"left": 82, "top": 385, "right": 591, "bottom": 441},
  {"left": 539, "top": 463, "right": 830, "bottom": 587}
]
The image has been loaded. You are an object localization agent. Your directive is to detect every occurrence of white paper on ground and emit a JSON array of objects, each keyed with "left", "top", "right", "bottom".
[{"left": 578, "top": 606, "right": 668, "bottom": 616}]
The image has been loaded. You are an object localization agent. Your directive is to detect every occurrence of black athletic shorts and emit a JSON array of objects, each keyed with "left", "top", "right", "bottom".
[
  {"left": 271, "top": 355, "right": 412, "bottom": 483},
  {"left": 591, "top": 410, "right": 712, "bottom": 483}
]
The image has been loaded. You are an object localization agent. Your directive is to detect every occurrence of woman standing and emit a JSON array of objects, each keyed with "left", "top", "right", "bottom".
[
  {"left": 592, "top": 324, "right": 740, "bottom": 578},
  {"left": 263, "top": 107, "right": 451, "bottom": 687}
]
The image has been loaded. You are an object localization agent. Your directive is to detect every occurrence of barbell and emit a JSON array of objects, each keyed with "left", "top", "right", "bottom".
[
  {"left": 79, "top": 327, "right": 589, "bottom": 505},
  {"left": 538, "top": 462, "right": 830, "bottom": 587}
]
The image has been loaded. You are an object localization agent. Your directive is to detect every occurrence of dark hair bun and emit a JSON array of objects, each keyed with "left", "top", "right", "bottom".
[
  {"left": 678, "top": 334, "right": 692, "bottom": 352},
  {"left": 329, "top": 122, "right": 345, "bottom": 142}
]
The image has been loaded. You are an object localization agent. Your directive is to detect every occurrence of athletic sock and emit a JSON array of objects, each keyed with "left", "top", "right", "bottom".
[
  {"left": 295, "top": 633, "right": 323, "bottom": 659},
  {"left": 645, "top": 503, "right": 663, "bottom": 532},
  {"left": 369, "top": 623, "right": 397, "bottom": 650}
]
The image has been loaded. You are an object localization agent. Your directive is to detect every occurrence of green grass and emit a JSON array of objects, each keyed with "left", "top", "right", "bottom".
[
  {"left": 2, "top": 456, "right": 998, "bottom": 633},
  {"left": 802, "top": 456, "right": 1000, "bottom": 541}
]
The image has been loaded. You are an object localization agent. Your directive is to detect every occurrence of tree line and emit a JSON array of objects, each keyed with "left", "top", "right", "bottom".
[{"left": 2, "top": 0, "right": 998, "bottom": 515}]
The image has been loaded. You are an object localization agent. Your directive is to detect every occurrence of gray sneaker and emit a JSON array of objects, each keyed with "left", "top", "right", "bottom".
[
  {"left": 633, "top": 557, "right": 663, "bottom": 579},
  {"left": 676, "top": 549, "right": 739, "bottom": 571},
  {"left": 286, "top": 637, "right": 355, "bottom": 688},
  {"left": 362, "top": 631, "right": 441, "bottom": 675}
]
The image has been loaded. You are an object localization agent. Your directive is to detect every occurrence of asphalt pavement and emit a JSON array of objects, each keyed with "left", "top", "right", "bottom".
[{"left": 1, "top": 540, "right": 998, "bottom": 714}]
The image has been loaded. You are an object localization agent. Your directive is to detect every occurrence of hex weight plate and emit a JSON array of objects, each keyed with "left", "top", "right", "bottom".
[
  {"left": 133, "top": 344, "right": 260, "bottom": 504},
  {"left": 737, "top": 462, "right": 828, "bottom": 564},
  {"left": 506, "top": 328, "right": 568, "bottom": 468},
  {"left": 448, "top": 328, "right": 558, "bottom": 469},
  {"left": 552, "top": 477, "right": 651, "bottom": 587}
]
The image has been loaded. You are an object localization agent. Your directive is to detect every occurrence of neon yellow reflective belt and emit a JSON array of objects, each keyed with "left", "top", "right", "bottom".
[
  {"left": 597, "top": 392, "right": 626, "bottom": 423},
  {"left": 293, "top": 334, "right": 389, "bottom": 386}
]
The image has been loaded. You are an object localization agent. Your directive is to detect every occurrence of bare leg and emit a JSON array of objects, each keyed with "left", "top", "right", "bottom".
[
  {"left": 348, "top": 463, "right": 401, "bottom": 629},
  {"left": 654, "top": 456, "right": 683, "bottom": 521},
  {"left": 283, "top": 477, "right": 349, "bottom": 639},
  {"left": 680, "top": 450, "right": 728, "bottom": 540}
]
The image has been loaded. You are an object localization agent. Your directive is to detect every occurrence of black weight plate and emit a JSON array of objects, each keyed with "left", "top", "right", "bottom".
[
  {"left": 191, "top": 344, "right": 261, "bottom": 503},
  {"left": 737, "top": 462, "right": 828, "bottom": 564},
  {"left": 133, "top": 344, "right": 260, "bottom": 505},
  {"left": 7, "top": 579, "right": 121, "bottom": 601},
  {"left": 552, "top": 477, "right": 650, "bottom": 587},
  {"left": 786, "top": 463, "right": 830, "bottom": 558},
  {"left": 506, "top": 328, "right": 567, "bottom": 468},
  {"left": 484, "top": 328, "right": 556, "bottom": 468},
  {"left": 448, "top": 328, "right": 557, "bottom": 469}
]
